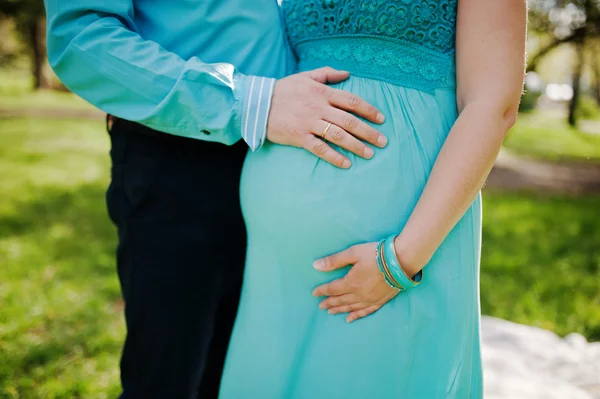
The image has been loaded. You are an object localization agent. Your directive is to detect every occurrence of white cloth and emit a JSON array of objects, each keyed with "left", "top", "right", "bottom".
[{"left": 482, "top": 316, "right": 600, "bottom": 399}]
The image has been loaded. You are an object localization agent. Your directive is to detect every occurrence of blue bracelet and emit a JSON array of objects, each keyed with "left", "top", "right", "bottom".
[
  {"left": 383, "top": 235, "right": 422, "bottom": 290},
  {"left": 375, "top": 240, "right": 401, "bottom": 290}
]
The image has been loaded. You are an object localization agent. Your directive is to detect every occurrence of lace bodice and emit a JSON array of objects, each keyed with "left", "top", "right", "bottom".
[{"left": 282, "top": 0, "right": 458, "bottom": 92}]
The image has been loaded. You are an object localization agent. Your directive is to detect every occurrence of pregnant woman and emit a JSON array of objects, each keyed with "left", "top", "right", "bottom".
[{"left": 220, "top": 0, "right": 526, "bottom": 397}]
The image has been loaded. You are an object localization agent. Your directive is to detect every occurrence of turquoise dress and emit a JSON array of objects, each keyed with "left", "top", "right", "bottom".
[{"left": 220, "top": 1, "right": 483, "bottom": 398}]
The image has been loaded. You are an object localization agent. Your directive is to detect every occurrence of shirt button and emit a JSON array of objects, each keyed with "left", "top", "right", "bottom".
[{"left": 201, "top": 130, "right": 211, "bottom": 135}]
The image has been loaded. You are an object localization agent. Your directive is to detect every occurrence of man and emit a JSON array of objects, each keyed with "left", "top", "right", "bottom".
[{"left": 44, "top": 1, "right": 386, "bottom": 397}]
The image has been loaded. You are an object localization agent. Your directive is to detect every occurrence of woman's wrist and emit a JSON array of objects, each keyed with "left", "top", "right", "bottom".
[{"left": 393, "top": 234, "right": 429, "bottom": 278}]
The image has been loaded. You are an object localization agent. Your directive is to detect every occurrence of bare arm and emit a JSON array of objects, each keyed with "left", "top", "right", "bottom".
[
  {"left": 312, "top": 0, "right": 527, "bottom": 322},
  {"left": 395, "top": 0, "right": 528, "bottom": 273}
]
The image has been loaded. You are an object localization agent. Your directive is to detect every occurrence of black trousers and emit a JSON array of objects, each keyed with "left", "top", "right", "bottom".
[{"left": 106, "top": 118, "right": 248, "bottom": 399}]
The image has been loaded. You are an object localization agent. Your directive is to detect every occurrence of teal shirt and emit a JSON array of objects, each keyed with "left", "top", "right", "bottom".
[{"left": 44, "top": 0, "right": 294, "bottom": 150}]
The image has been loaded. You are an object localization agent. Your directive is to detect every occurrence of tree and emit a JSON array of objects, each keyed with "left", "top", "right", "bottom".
[
  {"left": 527, "top": 0, "right": 600, "bottom": 126},
  {"left": 0, "top": 0, "right": 49, "bottom": 89}
]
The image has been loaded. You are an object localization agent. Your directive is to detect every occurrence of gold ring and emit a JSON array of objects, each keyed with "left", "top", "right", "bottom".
[{"left": 321, "top": 122, "right": 333, "bottom": 140}]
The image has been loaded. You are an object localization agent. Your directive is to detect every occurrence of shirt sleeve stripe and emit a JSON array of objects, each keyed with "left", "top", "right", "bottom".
[
  {"left": 251, "top": 77, "right": 267, "bottom": 148},
  {"left": 260, "top": 79, "right": 276, "bottom": 147},
  {"left": 242, "top": 76, "right": 257, "bottom": 144}
]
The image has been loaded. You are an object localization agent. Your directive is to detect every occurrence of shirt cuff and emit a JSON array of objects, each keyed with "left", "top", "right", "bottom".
[{"left": 240, "top": 76, "right": 276, "bottom": 151}]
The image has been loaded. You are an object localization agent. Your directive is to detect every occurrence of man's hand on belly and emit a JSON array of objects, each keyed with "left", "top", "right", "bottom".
[
  {"left": 267, "top": 67, "right": 388, "bottom": 169},
  {"left": 312, "top": 242, "right": 399, "bottom": 323}
]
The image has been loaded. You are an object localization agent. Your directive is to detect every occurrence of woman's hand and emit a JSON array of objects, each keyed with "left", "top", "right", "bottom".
[{"left": 312, "top": 242, "right": 400, "bottom": 323}]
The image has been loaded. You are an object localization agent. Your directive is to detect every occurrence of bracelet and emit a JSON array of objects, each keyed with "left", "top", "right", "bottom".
[
  {"left": 375, "top": 240, "right": 402, "bottom": 291},
  {"left": 383, "top": 235, "right": 423, "bottom": 290}
]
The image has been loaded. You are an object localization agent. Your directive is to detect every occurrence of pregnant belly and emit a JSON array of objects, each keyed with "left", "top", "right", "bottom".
[{"left": 240, "top": 77, "right": 457, "bottom": 261}]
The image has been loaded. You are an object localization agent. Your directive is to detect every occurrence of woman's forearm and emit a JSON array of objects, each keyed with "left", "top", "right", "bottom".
[
  {"left": 394, "top": 100, "right": 517, "bottom": 275},
  {"left": 393, "top": 0, "right": 528, "bottom": 275}
]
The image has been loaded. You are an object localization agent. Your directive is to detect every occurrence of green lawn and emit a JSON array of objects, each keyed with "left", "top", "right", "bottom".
[
  {"left": 506, "top": 111, "right": 600, "bottom": 163},
  {"left": 481, "top": 193, "right": 600, "bottom": 339},
  {"left": 0, "top": 69, "right": 94, "bottom": 112},
  {"left": 1, "top": 115, "right": 599, "bottom": 398},
  {"left": 0, "top": 117, "right": 123, "bottom": 399}
]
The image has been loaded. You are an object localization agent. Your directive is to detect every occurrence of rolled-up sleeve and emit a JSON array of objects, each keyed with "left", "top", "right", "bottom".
[{"left": 44, "top": 0, "right": 274, "bottom": 149}]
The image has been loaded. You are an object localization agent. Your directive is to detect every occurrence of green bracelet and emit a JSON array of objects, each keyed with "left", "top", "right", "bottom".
[
  {"left": 375, "top": 240, "right": 401, "bottom": 290},
  {"left": 383, "top": 235, "right": 422, "bottom": 289}
]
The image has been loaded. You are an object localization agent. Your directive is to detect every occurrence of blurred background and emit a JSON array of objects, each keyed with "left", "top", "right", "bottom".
[{"left": 0, "top": 0, "right": 599, "bottom": 398}]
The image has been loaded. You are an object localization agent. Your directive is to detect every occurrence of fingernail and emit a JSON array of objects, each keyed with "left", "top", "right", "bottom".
[
  {"left": 363, "top": 146, "right": 374, "bottom": 159},
  {"left": 377, "top": 112, "right": 385, "bottom": 123},
  {"left": 342, "top": 159, "right": 351, "bottom": 168},
  {"left": 319, "top": 303, "right": 327, "bottom": 310},
  {"left": 313, "top": 260, "right": 325, "bottom": 270},
  {"left": 377, "top": 135, "right": 388, "bottom": 147},
  {"left": 328, "top": 309, "right": 335, "bottom": 314}
]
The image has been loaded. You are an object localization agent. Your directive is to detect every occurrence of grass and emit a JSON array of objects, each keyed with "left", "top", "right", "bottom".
[
  {"left": 506, "top": 111, "right": 600, "bottom": 163},
  {"left": 0, "top": 114, "right": 599, "bottom": 397},
  {"left": 0, "top": 69, "right": 94, "bottom": 112},
  {"left": 0, "top": 117, "right": 123, "bottom": 399},
  {"left": 481, "top": 192, "right": 600, "bottom": 339}
]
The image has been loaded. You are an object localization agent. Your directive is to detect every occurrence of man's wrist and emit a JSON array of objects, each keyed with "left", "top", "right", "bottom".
[{"left": 239, "top": 74, "right": 276, "bottom": 151}]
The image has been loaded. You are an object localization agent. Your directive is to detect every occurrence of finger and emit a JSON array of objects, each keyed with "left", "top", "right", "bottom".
[
  {"left": 347, "top": 305, "right": 381, "bottom": 323},
  {"left": 327, "top": 302, "right": 367, "bottom": 315},
  {"left": 328, "top": 88, "right": 386, "bottom": 126},
  {"left": 302, "top": 135, "right": 351, "bottom": 169},
  {"left": 313, "top": 120, "right": 374, "bottom": 160},
  {"left": 326, "top": 107, "right": 384, "bottom": 150},
  {"left": 318, "top": 294, "right": 358, "bottom": 310},
  {"left": 312, "top": 278, "right": 350, "bottom": 297},
  {"left": 313, "top": 246, "right": 357, "bottom": 272},
  {"left": 305, "top": 67, "right": 350, "bottom": 85}
]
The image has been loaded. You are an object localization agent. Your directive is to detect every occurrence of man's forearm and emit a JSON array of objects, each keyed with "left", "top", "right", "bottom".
[{"left": 45, "top": 1, "right": 273, "bottom": 149}]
